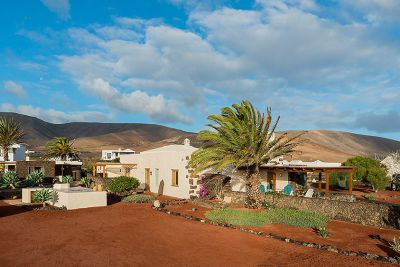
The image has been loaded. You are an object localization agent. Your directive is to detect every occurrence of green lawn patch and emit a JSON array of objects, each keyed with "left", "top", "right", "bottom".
[
  {"left": 123, "top": 194, "right": 156, "bottom": 203},
  {"left": 205, "top": 208, "right": 328, "bottom": 228}
]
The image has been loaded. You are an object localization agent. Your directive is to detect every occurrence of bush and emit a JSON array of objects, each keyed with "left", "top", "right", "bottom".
[
  {"left": 26, "top": 171, "right": 44, "bottom": 187},
  {"left": 62, "top": 175, "right": 73, "bottom": 184},
  {"left": 107, "top": 176, "right": 140, "bottom": 193},
  {"left": 32, "top": 188, "right": 53, "bottom": 207},
  {"left": 343, "top": 156, "right": 390, "bottom": 191},
  {"left": 0, "top": 171, "right": 19, "bottom": 189},
  {"left": 205, "top": 208, "right": 329, "bottom": 228},
  {"left": 123, "top": 194, "right": 155, "bottom": 203}
]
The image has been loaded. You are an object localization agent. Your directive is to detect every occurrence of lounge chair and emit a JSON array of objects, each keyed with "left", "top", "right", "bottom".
[{"left": 304, "top": 188, "right": 314, "bottom": 198}]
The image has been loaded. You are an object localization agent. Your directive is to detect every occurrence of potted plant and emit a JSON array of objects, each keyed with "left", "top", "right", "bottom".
[{"left": 53, "top": 175, "right": 73, "bottom": 190}]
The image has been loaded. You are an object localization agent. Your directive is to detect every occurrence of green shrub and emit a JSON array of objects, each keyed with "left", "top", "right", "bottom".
[
  {"left": 363, "top": 194, "right": 376, "bottom": 201},
  {"left": 205, "top": 208, "right": 329, "bottom": 228},
  {"left": 32, "top": 188, "right": 53, "bottom": 207},
  {"left": 390, "top": 237, "right": 400, "bottom": 252},
  {"left": 0, "top": 171, "right": 19, "bottom": 189},
  {"left": 267, "top": 208, "right": 328, "bottom": 228},
  {"left": 80, "top": 176, "right": 91, "bottom": 188},
  {"left": 107, "top": 176, "right": 140, "bottom": 193},
  {"left": 205, "top": 209, "right": 271, "bottom": 226},
  {"left": 62, "top": 175, "right": 73, "bottom": 184},
  {"left": 123, "top": 194, "right": 155, "bottom": 203},
  {"left": 343, "top": 156, "right": 389, "bottom": 191},
  {"left": 317, "top": 227, "right": 329, "bottom": 238},
  {"left": 26, "top": 171, "right": 44, "bottom": 187}
]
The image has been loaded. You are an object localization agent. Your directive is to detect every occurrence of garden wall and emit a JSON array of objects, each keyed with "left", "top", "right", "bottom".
[{"left": 224, "top": 191, "right": 400, "bottom": 229}]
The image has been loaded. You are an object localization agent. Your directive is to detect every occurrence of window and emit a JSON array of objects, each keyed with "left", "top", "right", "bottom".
[
  {"left": 28, "top": 166, "right": 44, "bottom": 174},
  {"left": 172, "top": 169, "right": 178, "bottom": 186},
  {"left": 106, "top": 153, "right": 112, "bottom": 159}
]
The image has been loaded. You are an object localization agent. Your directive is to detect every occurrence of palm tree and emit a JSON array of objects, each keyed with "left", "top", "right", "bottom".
[
  {"left": 44, "top": 137, "right": 79, "bottom": 161},
  {"left": 189, "top": 100, "right": 302, "bottom": 208},
  {"left": 0, "top": 117, "right": 24, "bottom": 161}
]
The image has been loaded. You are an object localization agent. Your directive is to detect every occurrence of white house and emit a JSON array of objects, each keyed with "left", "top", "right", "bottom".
[
  {"left": 0, "top": 143, "right": 27, "bottom": 162},
  {"left": 0, "top": 144, "right": 27, "bottom": 172},
  {"left": 101, "top": 148, "right": 135, "bottom": 161},
  {"left": 118, "top": 139, "right": 198, "bottom": 199}
]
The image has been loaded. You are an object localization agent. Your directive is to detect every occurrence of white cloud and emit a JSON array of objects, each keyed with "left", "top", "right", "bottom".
[
  {"left": 3, "top": 81, "right": 26, "bottom": 99},
  {"left": 79, "top": 78, "right": 192, "bottom": 123},
  {"left": 0, "top": 103, "right": 113, "bottom": 124},
  {"left": 41, "top": 0, "right": 70, "bottom": 20},
  {"left": 52, "top": 2, "right": 400, "bottom": 134}
]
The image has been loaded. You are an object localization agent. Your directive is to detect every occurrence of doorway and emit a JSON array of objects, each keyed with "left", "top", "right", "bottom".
[{"left": 145, "top": 168, "right": 150, "bottom": 190}]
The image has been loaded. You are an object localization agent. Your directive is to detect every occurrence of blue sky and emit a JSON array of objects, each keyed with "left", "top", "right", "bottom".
[{"left": 1, "top": 0, "right": 400, "bottom": 141}]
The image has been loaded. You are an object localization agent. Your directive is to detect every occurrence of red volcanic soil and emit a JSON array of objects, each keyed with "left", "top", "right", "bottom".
[
  {"left": 0, "top": 201, "right": 393, "bottom": 267},
  {"left": 168, "top": 203, "right": 400, "bottom": 258}
]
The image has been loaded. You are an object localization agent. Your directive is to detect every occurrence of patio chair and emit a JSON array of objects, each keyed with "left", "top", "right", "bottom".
[
  {"left": 260, "top": 184, "right": 266, "bottom": 193},
  {"left": 283, "top": 184, "right": 293, "bottom": 196},
  {"left": 304, "top": 188, "right": 314, "bottom": 198}
]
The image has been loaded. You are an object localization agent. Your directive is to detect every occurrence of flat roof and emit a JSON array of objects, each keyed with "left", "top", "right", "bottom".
[{"left": 262, "top": 165, "right": 353, "bottom": 173}]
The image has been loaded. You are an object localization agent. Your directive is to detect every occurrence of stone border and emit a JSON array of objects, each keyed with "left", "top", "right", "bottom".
[{"left": 152, "top": 201, "right": 400, "bottom": 264}]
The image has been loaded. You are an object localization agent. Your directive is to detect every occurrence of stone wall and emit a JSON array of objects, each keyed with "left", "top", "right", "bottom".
[
  {"left": 224, "top": 191, "right": 400, "bottom": 229},
  {"left": 16, "top": 161, "right": 56, "bottom": 178}
]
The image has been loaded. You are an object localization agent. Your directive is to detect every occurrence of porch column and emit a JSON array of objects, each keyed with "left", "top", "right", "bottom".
[
  {"left": 92, "top": 165, "right": 96, "bottom": 176},
  {"left": 318, "top": 172, "right": 322, "bottom": 192},
  {"left": 273, "top": 172, "right": 277, "bottom": 191},
  {"left": 102, "top": 165, "right": 106, "bottom": 178},
  {"left": 325, "top": 172, "right": 330, "bottom": 195},
  {"left": 349, "top": 170, "right": 353, "bottom": 195}
]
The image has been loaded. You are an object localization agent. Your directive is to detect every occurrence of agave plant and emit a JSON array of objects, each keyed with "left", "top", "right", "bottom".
[
  {"left": 32, "top": 188, "right": 53, "bottom": 207},
  {"left": 62, "top": 175, "right": 73, "bottom": 184},
  {"left": 25, "top": 171, "right": 44, "bottom": 187},
  {"left": 80, "top": 176, "right": 91, "bottom": 188},
  {"left": 390, "top": 237, "right": 400, "bottom": 252},
  {"left": 1, "top": 171, "right": 19, "bottom": 189}
]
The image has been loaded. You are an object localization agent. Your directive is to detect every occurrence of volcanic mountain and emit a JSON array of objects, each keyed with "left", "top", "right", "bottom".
[{"left": 1, "top": 112, "right": 399, "bottom": 162}]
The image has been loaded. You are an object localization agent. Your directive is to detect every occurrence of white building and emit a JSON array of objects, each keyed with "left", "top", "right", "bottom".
[
  {"left": 0, "top": 143, "right": 27, "bottom": 162},
  {"left": 101, "top": 148, "right": 135, "bottom": 161},
  {"left": 119, "top": 139, "right": 198, "bottom": 199}
]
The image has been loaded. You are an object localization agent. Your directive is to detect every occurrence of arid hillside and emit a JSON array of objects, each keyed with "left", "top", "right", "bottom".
[{"left": 1, "top": 112, "right": 399, "bottom": 162}]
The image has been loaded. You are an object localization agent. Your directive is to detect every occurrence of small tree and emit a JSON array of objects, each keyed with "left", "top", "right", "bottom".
[
  {"left": 1, "top": 171, "right": 19, "bottom": 189},
  {"left": 344, "top": 156, "right": 390, "bottom": 192},
  {"left": 45, "top": 137, "right": 79, "bottom": 161},
  {"left": 32, "top": 188, "right": 53, "bottom": 207}
]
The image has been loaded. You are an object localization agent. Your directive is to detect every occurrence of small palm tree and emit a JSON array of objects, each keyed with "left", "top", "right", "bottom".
[
  {"left": 44, "top": 137, "right": 79, "bottom": 161},
  {"left": 0, "top": 117, "right": 24, "bottom": 161},
  {"left": 189, "top": 100, "right": 302, "bottom": 208}
]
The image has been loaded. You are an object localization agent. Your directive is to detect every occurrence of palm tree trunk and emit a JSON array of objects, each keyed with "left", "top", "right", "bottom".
[
  {"left": 245, "top": 170, "right": 263, "bottom": 209},
  {"left": 2, "top": 146, "right": 9, "bottom": 161}
]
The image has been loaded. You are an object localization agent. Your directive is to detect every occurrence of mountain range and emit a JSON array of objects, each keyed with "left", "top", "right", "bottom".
[{"left": 1, "top": 112, "right": 399, "bottom": 162}]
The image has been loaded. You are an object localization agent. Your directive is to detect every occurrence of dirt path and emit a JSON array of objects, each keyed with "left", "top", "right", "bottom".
[{"left": 0, "top": 202, "right": 394, "bottom": 266}]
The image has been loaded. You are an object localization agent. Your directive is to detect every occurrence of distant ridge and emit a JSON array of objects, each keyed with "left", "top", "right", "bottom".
[{"left": 1, "top": 112, "right": 400, "bottom": 162}]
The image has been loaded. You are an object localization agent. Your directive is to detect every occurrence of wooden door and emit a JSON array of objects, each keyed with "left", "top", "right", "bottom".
[{"left": 145, "top": 168, "right": 150, "bottom": 190}]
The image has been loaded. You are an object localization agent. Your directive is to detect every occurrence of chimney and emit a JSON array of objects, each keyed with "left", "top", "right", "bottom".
[{"left": 183, "top": 138, "right": 190, "bottom": 146}]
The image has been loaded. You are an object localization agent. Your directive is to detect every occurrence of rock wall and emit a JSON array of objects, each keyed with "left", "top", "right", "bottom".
[
  {"left": 224, "top": 191, "right": 400, "bottom": 229},
  {"left": 16, "top": 161, "right": 55, "bottom": 178}
]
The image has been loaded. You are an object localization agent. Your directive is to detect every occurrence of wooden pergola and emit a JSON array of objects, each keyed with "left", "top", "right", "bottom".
[
  {"left": 93, "top": 162, "right": 137, "bottom": 178},
  {"left": 262, "top": 165, "right": 354, "bottom": 195}
]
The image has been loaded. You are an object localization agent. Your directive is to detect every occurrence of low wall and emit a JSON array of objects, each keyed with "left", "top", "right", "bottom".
[{"left": 224, "top": 191, "right": 400, "bottom": 229}]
